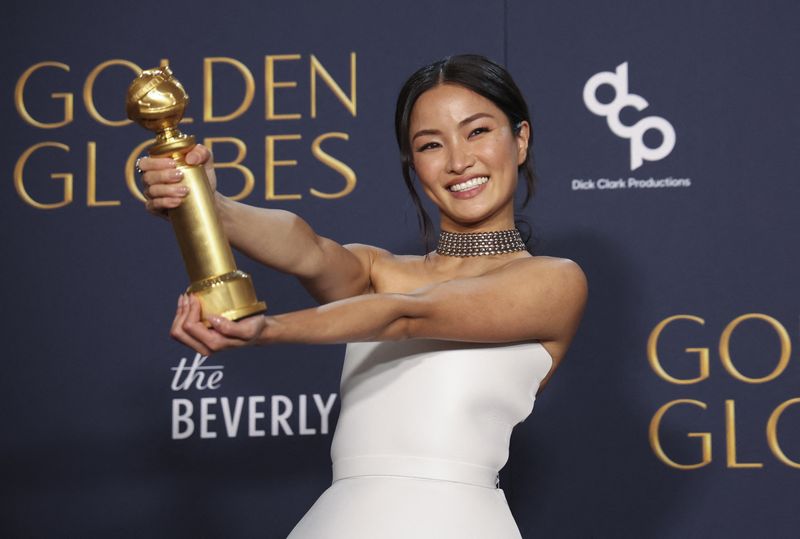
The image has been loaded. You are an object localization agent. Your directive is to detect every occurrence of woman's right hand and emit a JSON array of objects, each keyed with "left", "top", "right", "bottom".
[{"left": 139, "top": 144, "right": 217, "bottom": 217}]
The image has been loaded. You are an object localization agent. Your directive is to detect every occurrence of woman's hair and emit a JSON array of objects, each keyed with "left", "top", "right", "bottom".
[{"left": 394, "top": 54, "right": 537, "bottom": 252}]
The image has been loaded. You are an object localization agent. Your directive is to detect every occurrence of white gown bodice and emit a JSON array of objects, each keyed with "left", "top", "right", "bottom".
[
  {"left": 330, "top": 339, "right": 553, "bottom": 487},
  {"left": 287, "top": 339, "right": 553, "bottom": 539}
]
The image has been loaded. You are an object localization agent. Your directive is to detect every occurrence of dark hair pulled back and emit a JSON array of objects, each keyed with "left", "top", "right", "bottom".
[{"left": 394, "top": 54, "right": 537, "bottom": 252}]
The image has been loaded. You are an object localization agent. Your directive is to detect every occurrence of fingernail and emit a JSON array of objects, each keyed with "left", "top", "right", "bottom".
[
  {"left": 177, "top": 295, "right": 183, "bottom": 307},
  {"left": 170, "top": 170, "right": 184, "bottom": 180},
  {"left": 210, "top": 316, "right": 223, "bottom": 326},
  {"left": 186, "top": 154, "right": 197, "bottom": 165},
  {"left": 178, "top": 186, "right": 189, "bottom": 195},
  {"left": 168, "top": 159, "right": 177, "bottom": 168}
]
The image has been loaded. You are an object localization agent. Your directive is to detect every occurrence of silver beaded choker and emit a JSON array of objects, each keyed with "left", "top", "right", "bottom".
[{"left": 436, "top": 229, "right": 526, "bottom": 257}]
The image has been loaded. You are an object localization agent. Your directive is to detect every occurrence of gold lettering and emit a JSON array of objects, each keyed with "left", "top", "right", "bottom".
[
  {"left": 265, "top": 54, "right": 302, "bottom": 120},
  {"left": 265, "top": 134, "right": 302, "bottom": 200},
  {"left": 203, "top": 57, "right": 255, "bottom": 123},
  {"left": 14, "top": 142, "right": 73, "bottom": 209},
  {"left": 15, "top": 62, "right": 73, "bottom": 129},
  {"left": 647, "top": 315, "right": 709, "bottom": 384},
  {"left": 725, "top": 400, "right": 763, "bottom": 468},
  {"left": 310, "top": 132, "right": 356, "bottom": 199},
  {"left": 126, "top": 140, "right": 153, "bottom": 203},
  {"left": 203, "top": 137, "right": 254, "bottom": 201},
  {"left": 719, "top": 313, "right": 791, "bottom": 383},
  {"left": 310, "top": 53, "right": 357, "bottom": 118},
  {"left": 83, "top": 59, "right": 142, "bottom": 126},
  {"left": 766, "top": 397, "right": 800, "bottom": 469},
  {"left": 86, "top": 142, "right": 121, "bottom": 207},
  {"left": 649, "top": 399, "right": 711, "bottom": 470}
]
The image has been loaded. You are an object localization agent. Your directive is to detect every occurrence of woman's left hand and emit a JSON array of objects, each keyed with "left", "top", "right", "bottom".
[{"left": 171, "top": 294, "right": 267, "bottom": 356}]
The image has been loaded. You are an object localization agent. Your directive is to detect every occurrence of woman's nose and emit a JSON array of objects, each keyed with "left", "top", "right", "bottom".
[{"left": 446, "top": 141, "right": 475, "bottom": 174}]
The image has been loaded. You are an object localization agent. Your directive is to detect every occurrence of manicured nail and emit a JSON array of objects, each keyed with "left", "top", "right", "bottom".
[
  {"left": 210, "top": 316, "right": 223, "bottom": 326},
  {"left": 170, "top": 169, "right": 184, "bottom": 180},
  {"left": 178, "top": 186, "right": 189, "bottom": 196},
  {"left": 186, "top": 153, "right": 197, "bottom": 165}
]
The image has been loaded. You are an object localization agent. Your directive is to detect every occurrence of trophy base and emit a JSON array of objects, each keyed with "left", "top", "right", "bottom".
[{"left": 187, "top": 270, "right": 267, "bottom": 326}]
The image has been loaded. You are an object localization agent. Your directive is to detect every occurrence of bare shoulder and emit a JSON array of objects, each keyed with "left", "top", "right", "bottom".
[
  {"left": 342, "top": 243, "right": 411, "bottom": 292},
  {"left": 497, "top": 255, "right": 587, "bottom": 293},
  {"left": 343, "top": 243, "right": 408, "bottom": 267},
  {"left": 344, "top": 243, "right": 423, "bottom": 266},
  {"left": 343, "top": 242, "right": 388, "bottom": 259},
  {"left": 499, "top": 256, "right": 588, "bottom": 338},
  {"left": 488, "top": 256, "right": 586, "bottom": 375},
  {"left": 347, "top": 246, "right": 440, "bottom": 294}
]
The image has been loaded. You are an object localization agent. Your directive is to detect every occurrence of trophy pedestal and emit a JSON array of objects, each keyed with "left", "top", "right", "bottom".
[{"left": 187, "top": 270, "right": 267, "bottom": 325}]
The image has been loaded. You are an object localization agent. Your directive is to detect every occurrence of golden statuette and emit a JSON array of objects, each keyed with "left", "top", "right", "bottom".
[{"left": 126, "top": 65, "right": 266, "bottom": 323}]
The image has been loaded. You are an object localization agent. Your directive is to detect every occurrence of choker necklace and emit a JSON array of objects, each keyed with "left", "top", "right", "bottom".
[{"left": 436, "top": 229, "right": 526, "bottom": 257}]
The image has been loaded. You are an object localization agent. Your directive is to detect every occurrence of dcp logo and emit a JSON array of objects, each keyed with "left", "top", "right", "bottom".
[{"left": 583, "top": 62, "right": 676, "bottom": 170}]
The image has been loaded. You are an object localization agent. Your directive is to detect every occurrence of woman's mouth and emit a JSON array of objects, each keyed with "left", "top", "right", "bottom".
[{"left": 448, "top": 176, "right": 489, "bottom": 192}]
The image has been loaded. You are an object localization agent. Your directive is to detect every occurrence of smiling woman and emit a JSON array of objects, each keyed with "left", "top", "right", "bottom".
[
  {"left": 408, "top": 84, "right": 529, "bottom": 230},
  {"left": 137, "top": 54, "right": 587, "bottom": 539},
  {"left": 394, "top": 54, "right": 537, "bottom": 247}
]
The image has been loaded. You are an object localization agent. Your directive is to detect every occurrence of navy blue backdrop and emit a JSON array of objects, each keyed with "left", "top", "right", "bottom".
[{"left": 2, "top": 1, "right": 798, "bottom": 537}]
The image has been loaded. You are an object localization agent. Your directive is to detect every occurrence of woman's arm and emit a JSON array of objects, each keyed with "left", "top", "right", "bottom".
[
  {"left": 140, "top": 145, "right": 373, "bottom": 303},
  {"left": 215, "top": 195, "right": 375, "bottom": 302},
  {"left": 173, "top": 257, "right": 587, "bottom": 355}
]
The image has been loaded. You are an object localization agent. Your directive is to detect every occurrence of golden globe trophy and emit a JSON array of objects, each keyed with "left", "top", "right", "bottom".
[{"left": 126, "top": 65, "right": 266, "bottom": 324}]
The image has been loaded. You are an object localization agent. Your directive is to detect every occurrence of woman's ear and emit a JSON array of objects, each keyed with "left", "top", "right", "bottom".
[{"left": 515, "top": 121, "right": 531, "bottom": 165}]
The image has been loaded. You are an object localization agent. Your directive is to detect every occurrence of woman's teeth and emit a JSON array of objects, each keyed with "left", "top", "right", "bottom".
[{"left": 448, "top": 176, "right": 489, "bottom": 192}]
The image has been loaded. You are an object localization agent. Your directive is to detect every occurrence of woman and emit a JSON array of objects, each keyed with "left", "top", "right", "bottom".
[{"left": 140, "top": 54, "right": 586, "bottom": 538}]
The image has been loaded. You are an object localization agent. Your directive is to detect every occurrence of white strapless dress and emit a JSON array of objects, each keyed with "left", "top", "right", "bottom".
[{"left": 286, "top": 339, "right": 552, "bottom": 539}]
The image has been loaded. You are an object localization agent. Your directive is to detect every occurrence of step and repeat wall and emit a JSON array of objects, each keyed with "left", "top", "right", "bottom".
[{"left": 2, "top": 0, "right": 798, "bottom": 537}]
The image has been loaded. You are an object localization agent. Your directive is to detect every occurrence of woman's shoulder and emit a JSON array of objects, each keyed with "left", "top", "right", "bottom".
[
  {"left": 497, "top": 254, "right": 585, "bottom": 279},
  {"left": 495, "top": 255, "right": 588, "bottom": 305},
  {"left": 344, "top": 243, "right": 429, "bottom": 266},
  {"left": 341, "top": 243, "right": 424, "bottom": 293},
  {"left": 519, "top": 254, "right": 583, "bottom": 270},
  {"left": 342, "top": 243, "right": 417, "bottom": 267}
]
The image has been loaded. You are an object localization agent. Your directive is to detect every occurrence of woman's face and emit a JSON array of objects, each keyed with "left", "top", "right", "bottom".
[{"left": 408, "top": 83, "right": 529, "bottom": 231}]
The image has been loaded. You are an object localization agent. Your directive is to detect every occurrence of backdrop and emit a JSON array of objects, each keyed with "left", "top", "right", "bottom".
[{"left": 2, "top": 1, "right": 798, "bottom": 537}]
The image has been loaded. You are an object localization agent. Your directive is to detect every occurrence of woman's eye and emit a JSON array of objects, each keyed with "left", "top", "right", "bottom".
[
  {"left": 416, "top": 142, "right": 439, "bottom": 152},
  {"left": 469, "top": 127, "right": 490, "bottom": 137}
]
